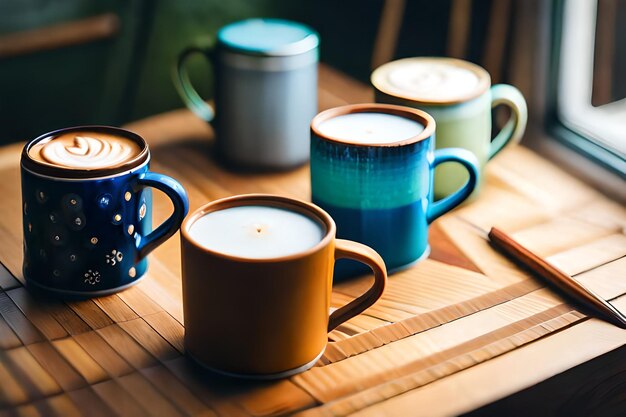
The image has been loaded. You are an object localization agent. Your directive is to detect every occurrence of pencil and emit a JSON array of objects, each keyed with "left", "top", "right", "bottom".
[{"left": 458, "top": 217, "right": 626, "bottom": 329}]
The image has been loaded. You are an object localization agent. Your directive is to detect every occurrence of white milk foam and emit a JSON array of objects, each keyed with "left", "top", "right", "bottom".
[
  {"left": 188, "top": 205, "right": 324, "bottom": 259},
  {"left": 386, "top": 61, "right": 481, "bottom": 102},
  {"left": 317, "top": 113, "right": 424, "bottom": 144}
]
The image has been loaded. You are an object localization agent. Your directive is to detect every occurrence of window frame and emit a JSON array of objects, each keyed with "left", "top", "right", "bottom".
[{"left": 546, "top": 0, "right": 626, "bottom": 179}]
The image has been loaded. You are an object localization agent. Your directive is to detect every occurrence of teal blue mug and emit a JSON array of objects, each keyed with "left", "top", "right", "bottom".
[{"left": 310, "top": 104, "right": 479, "bottom": 274}]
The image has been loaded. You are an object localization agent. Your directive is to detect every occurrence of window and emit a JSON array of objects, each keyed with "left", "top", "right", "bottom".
[{"left": 548, "top": 0, "right": 626, "bottom": 177}]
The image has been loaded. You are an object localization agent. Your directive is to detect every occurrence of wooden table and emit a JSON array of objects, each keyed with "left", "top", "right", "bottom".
[{"left": 0, "top": 65, "right": 625, "bottom": 417}]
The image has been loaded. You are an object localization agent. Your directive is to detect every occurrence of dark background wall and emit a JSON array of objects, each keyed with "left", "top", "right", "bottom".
[
  {"left": 2, "top": 0, "right": 621, "bottom": 144},
  {"left": 0, "top": 0, "right": 501, "bottom": 144}
]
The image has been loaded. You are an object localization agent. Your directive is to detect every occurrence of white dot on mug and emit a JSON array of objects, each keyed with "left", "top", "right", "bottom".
[
  {"left": 125, "top": 191, "right": 132, "bottom": 201},
  {"left": 69, "top": 254, "right": 77, "bottom": 262},
  {"left": 127, "top": 224, "right": 134, "bottom": 235},
  {"left": 53, "top": 269, "right": 61, "bottom": 277},
  {"left": 129, "top": 267, "right": 136, "bottom": 278},
  {"left": 90, "top": 237, "right": 98, "bottom": 245}
]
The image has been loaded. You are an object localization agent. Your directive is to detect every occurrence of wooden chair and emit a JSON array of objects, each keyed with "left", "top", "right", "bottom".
[
  {"left": 370, "top": 0, "right": 542, "bottom": 124},
  {"left": 372, "top": 0, "right": 518, "bottom": 85},
  {"left": 0, "top": 14, "right": 119, "bottom": 59}
]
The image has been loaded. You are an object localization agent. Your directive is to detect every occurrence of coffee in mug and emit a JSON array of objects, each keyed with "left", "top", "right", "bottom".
[
  {"left": 27, "top": 130, "right": 142, "bottom": 170},
  {"left": 372, "top": 57, "right": 527, "bottom": 200},
  {"left": 21, "top": 126, "right": 189, "bottom": 297},
  {"left": 188, "top": 205, "right": 324, "bottom": 259},
  {"left": 180, "top": 194, "right": 387, "bottom": 379}
]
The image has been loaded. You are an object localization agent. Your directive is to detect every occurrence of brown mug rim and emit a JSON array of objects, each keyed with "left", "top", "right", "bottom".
[
  {"left": 181, "top": 194, "right": 336, "bottom": 264},
  {"left": 310, "top": 103, "right": 436, "bottom": 147},
  {"left": 371, "top": 56, "right": 491, "bottom": 106},
  {"left": 21, "top": 125, "right": 150, "bottom": 179}
]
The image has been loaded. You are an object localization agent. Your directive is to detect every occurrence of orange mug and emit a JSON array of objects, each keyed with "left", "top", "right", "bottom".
[{"left": 180, "top": 194, "right": 387, "bottom": 379}]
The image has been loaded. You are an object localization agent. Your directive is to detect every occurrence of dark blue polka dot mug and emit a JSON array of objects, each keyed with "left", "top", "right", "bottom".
[{"left": 21, "top": 126, "right": 189, "bottom": 297}]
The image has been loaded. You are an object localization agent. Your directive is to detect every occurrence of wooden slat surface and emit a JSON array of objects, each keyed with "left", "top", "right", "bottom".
[{"left": 0, "top": 65, "right": 624, "bottom": 416}]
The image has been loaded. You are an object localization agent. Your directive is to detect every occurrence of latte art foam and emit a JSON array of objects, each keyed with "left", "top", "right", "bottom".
[
  {"left": 28, "top": 131, "right": 142, "bottom": 170},
  {"left": 372, "top": 58, "right": 490, "bottom": 104}
]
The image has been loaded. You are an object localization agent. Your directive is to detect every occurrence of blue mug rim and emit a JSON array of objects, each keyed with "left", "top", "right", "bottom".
[{"left": 310, "top": 103, "right": 436, "bottom": 148}]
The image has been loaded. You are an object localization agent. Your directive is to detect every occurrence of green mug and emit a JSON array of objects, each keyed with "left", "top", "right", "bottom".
[{"left": 372, "top": 57, "right": 527, "bottom": 200}]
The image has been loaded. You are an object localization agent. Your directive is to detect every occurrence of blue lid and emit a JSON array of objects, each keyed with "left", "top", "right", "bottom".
[{"left": 217, "top": 18, "right": 319, "bottom": 56}]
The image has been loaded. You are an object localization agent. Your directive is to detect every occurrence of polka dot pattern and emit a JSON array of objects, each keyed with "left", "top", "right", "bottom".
[{"left": 21, "top": 167, "right": 152, "bottom": 294}]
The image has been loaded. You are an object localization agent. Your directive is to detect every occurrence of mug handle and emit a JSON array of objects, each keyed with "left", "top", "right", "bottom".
[
  {"left": 135, "top": 172, "right": 189, "bottom": 260},
  {"left": 173, "top": 40, "right": 216, "bottom": 122},
  {"left": 328, "top": 239, "right": 387, "bottom": 332},
  {"left": 426, "top": 148, "right": 479, "bottom": 223},
  {"left": 488, "top": 84, "right": 528, "bottom": 160}
]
